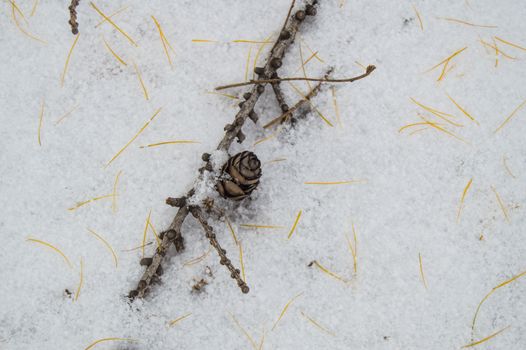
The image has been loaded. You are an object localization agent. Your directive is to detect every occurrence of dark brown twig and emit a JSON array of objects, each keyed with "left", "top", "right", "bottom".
[
  {"left": 68, "top": 0, "right": 80, "bottom": 35},
  {"left": 215, "top": 65, "right": 376, "bottom": 91}
]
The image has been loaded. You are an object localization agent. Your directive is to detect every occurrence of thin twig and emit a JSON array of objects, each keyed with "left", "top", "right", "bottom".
[{"left": 68, "top": 0, "right": 80, "bottom": 35}]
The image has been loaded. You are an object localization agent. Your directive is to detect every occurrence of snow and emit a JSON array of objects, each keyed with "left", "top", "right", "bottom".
[{"left": 1, "top": 0, "right": 526, "bottom": 349}]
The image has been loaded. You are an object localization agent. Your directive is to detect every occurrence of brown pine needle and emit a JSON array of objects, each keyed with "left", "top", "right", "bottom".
[
  {"left": 87, "top": 228, "right": 118, "bottom": 268},
  {"left": 438, "top": 17, "right": 497, "bottom": 28},
  {"left": 168, "top": 313, "right": 192, "bottom": 327},
  {"left": 418, "top": 253, "right": 428, "bottom": 289},
  {"left": 271, "top": 292, "right": 303, "bottom": 331},
  {"left": 90, "top": 2, "right": 137, "bottom": 47},
  {"left": 240, "top": 224, "right": 285, "bottom": 230},
  {"left": 331, "top": 87, "right": 342, "bottom": 128},
  {"left": 300, "top": 311, "right": 336, "bottom": 336},
  {"left": 254, "top": 133, "right": 277, "bottom": 146},
  {"left": 141, "top": 210, "right": 152, "bottom": 258},
  {"left": 84, "top": 337, "right": 137, "bottom": 350},
  {"left": 122, "top": 241, "right": 152, "bottom": 252},
  {"left": 229, "top": 313, "right": 258, "bottom": 350},
  {"left": 226, "top": 217, "right": 239, "bottom": 245},
  {"left": 106, "top": 108, "right": 162, "bottom": 167},
  {"left": 37, "top": 98, "right": 44, "bottom": 146},
  {"left": 147, "top": 219, "right": 162, "bottom": 249},
  {"left": 463, "top": 326, "right": 510, "bottom": 348},
  {"left": 412, "top": 5, "right": 424, "bottom": 31},
  {"left": 191, "top": 39, "right": 219, "bottom": 43},
  {"left": 68, "top": 194, "right": 114, "bottom": 211},
  {"left": 232, "top": 39, "right": 273, "bottom": 44},
  {"left": 55, "top": 105, "right": 79, "bottom": 125},
  {"left": 446, "top": 94, "right": 479, "bottom": 125},
  {"left": 74, "top": 257, "right": 84, "bottom": 301},
  {"left": 112, "top": 170, "right": 122, "bottom": 213},
  {"left": 304, "top": 180, "right": 365, "bottom": 185},
  {"left": 183, "top": 248, "right": 211, "bottom": 266},
  {"left": 311, "top": 260, "right": 348, "bottom": 283},
  {"left": 287, "top": 210, "right": 302, "bottom": 239},
  {"left": 417, "top": 113, "right": 469, "bottom": 144},
  {"left": 410, "top": 98, "right": 463, "bottom": 127},
  {"left": 244, "top": 46, "right": 253, "bottom": 82},
  {"left": 95, "top": 5, "right": 129, "bottom": 28},
  {"left": 425, "top": 47, "right": 468, "bottom": 73},
  {"left": 457, "top": 178, "right": 473, "bottom": 223},
  {"left": 10, "top": 2, "right": 46, "bottom": 44},
  {"left": 27, "top": 238, "right": 73, "bottom": 268},
  {"left": 61, "top": 34, "right": 80, "bottom": 86},
  {"left": 502, "top": 156, "right": 516, "bottom": 178},
  {"left": 139, "top": 140, "right": 200, "bottom": 148},
  {"left": 152, "top": 16, "right": 173, "bottom": 66},
  {"left": 30, "top": 0, "right": 39, "bottom": 16},
  {"left": 494, "top": 99, "right": 526, "bottom": 133},
  {"left": 102, "top": 37, "right": 127, "bottom": 66},
  {"left": 491, "top": 186, "right": 509, "bottom": 222},
  {"left": 132, "top": 61, "right": 149, "bottom": 100},
  {"left": 495, "top": 36, "right": 526, "bottom": 51},
  {"left": 238, "top": 241, "right": 246, "bottom": 282}
]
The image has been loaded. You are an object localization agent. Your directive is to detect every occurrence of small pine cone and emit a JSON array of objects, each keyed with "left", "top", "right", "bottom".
[{"left": 216, "top": 151, "right": 262, "bottom": 201}]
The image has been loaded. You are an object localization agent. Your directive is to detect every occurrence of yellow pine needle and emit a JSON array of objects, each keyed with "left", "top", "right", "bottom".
[
  {"left": 355, "top": 61, "right": 367, "bottom": 70},
  {"left": 112, "top": 170, "right": 122, "bottom": 213},
  {"left": 491, "top": 186, "right": 509, "bottom": 222},
  {"left": 294, "top": 51, "right": 320, "bottom": 74},
  {"left": 399, "top": 121, "right": 444, "bottom": 133},
  {"left": 410, "top": 98, "right": 463, "bottom": 127},
  {"left": 493, "top": 38, "right": 499, "bottom": 67},
  {"left": 87, "top": 228, "right": 118, "bottom": 268},
  {"left": 463, "top": 326, "right": 510, "bottom": 348},
  {"left": 141, "top": 210, "right": 152, "bottom": 257},
  {"left": 106, "top": 108, "right": 162, "bottom": 167},
  {"left": 61, "top": 34, "right": 80, "bottom": 86},
  {"left": 244, "top": 46, "right": 252, "bottom": 81},
  {"left": 238, "top": 241, "right": 246, "bottom": 282},
  {"left": 183, "top": 248, "right": 211, "bottom": 266},
  {"left": 206, "top": 91, "right": 239, "bottom": 100},
  {"left": 479, "top": 39, "right": 516, "bottom": 60},
  {"left": 346, "top": 224, "right": 358, "bottom": 273},
  {"left": 68, "top": 194, "right": 114, "bottom": 211},
  {"left": 299, "top": 42, "right": 311, "bottom": 90},
  {"left": 229, "top": 313, "right": 258, "bottom": 350},
  {"left": 30, "top": 0, "right": 39, "bottom": 16},
  {"left": 265, "top": 158, "right": 287, "bottom": 164},
  {"left": 27, "top": 238, "right": 73, "bottom": 268},
  {"left": 418, "top": 253, "right": 428, "bottom": 289},
  {"left": 252, "top": 33, "right": 274, "bottom": 79},
  {"left": 304, "top": 180, "right": 364, "bottom": 185},
  {"left": 151, "top": 16, "right": 173, "bottom": 66},
  {"left": 258, "top": 330, "right": 266, "bottom": 350},
  {"left": 412, "top": 5, "right": 423, "bottom": 31},
  {"left": 417, "top": 113, "right": 469, "bottom": 144},
  {"left": 240, "top": 224, "right": 285, "bottom": 229},
  {"left": 502, "top": 156, "right": 516, "bottom": 178},
  {"left": 289, "top": 82, "right": 333, "bottom": 126},
  {"left": 300, "top": 311, "right": 336, "bottom": 336},
  {"left": 226, "top": 217, "right": 239, "bottom": 245},
  {"left": 192, "top": 39, "right": 219, "bottom": 43},
  {"left": 457, "top": 178, "right": 473, "bottom": 223},
  {"left": 168, "top": 313, "right": 192, "bottom": 327},
  {"left": 271, "top": 293, "right": 303, "bottom": 331},
  {"left": 84, "top": 338, "right": 137, "bottom": 350},
  {"left": 140, "top": 140, "right": 200, "bottom": 148},
  {"left": 331, "top": 87, "right": 342, "bottom": 128},
  {"left": 300, "top": 37, "right": 324, "bottom": 63},
  {"left": 232, "top": 39, "right": 272, "bottom": 44},
  {"left": 90, "top": 2, "right": 137, "bottom": 46},
  {"left": 147, "top": 219, "right": 162, "bottom": 249},
  {"left": 287, "top": 210, "right": 302, "bottom": 239},
  {"left": 495, "top": 36, "right": 526, "bottom": 51},
  {"left": 425, "top": 47, "right": 468, "bottom": 73},
  {"left": 494, "top": 99, "right": 526, "bottom": 133},
  {"left": 11, "top": 2, "right": 46, "bottom": 44},
  {"left": 312, "top": 260, "right": 348, "bottom": 283},
  {"left": 102, "top": 37, "right": 127, "bottom": 66},
  {"left": 132, "top": 61, "right": 149, "bottom": 100},
  {"left": 438, "top": 17, "right": 497, "bottom": 28},
  {"left": 409, "top": 127, "right": 430, "bottom": 136},
  {"left": 37, "top": 98, "right": 44, "bottom": 146},
  {"left": 122, "top": 241, "right": 152, "bottom": 252},
  {"left": 254, "top": 133, "right": 277, "bottom": 146},
  {"left": 74, "top": 257, "right": 84, "bottom": 301},
  {"left": 95, "top": 5, "right": 129, "bottom": 28},
  {"left": 55, "top": 105, "right": 79, "bottom": 125},
  {"left": 446, "top": 94, "right": 479, "bottom": 125},
  {"left": 10, "top": 0, "right": 26, "bottom": 21}
]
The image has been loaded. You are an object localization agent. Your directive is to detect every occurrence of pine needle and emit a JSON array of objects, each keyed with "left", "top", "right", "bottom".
[
  {"left": 311, "top": 260, "right": 348, "bottom": 283},
  {"left": 226, "top": 217, "right": 239, "bottom": 245},
  {"left": 87, "top": 228, "right": 118, "bottom": 268},
  {"left": 265, "top": 158, "right": 287, "bottom": 164},
  {"left": 479, "top": 39, "right": 517, "bottom": 60},
  {"left": 95, "top": 5, "right": 129, "bottom": 28},
  {"left": 289, "top": 82, "right": 333, "bottom": 126},
  {"left": 299, "top": 37, "right": 325, "bottom": 63},
  {"left": 132, "top": 61, "right": 149, "bottom": 100},
  {"left": 183, "top": 249, "right": 211, "bottom": 266},
  {"left": 206, "top": 91, "right": 239, "bottom": 100},
  {"left": 345, "top": 224, "right": 358, "bottom": 273},
  {"left": 502, "top": 156, "right": 516, "bottom": 178},
  {"left": 300, "top": 311, "right": 336, "bottom": 336},
  {"left": 418, "top": 253, "right": 428, "bottom": 289},
  {"left": 139, "top": 140, "right": 200, "bottom": 148},
  {"left": 252, "top": 33, "right": 274, "bottom": 79},
  {"left": 55, "top": 105, "right": 79, "bottom": 125},
  {"left": 253, "top": 133, "right": 277, "bottom": 146},
  {"left": 238, "top": 241, "right": 246, "bottom": 282},
  {"left": 147, "top": 218, "right": 162, "bottom": 249},
  {"left": 240, "top": 224, "right": 285, "bottom": 229},
  {"left": 30, "top": 0, "right": 39, "bottom": 16},
  {"left": 142, "top": 210, "right": 152, "bottom": 258},
  {"left": 494, "top": 36, "right": 526, "bottom": 51},
  {"left": 412, "top": 5, "right": 424, "bottom": 31},
  {"left": 457, "top": 178, "right": 473, "bottom": 223},
  {"left": 399, "top": 121, "right": 444, "bottom": 133},
  {"left": 84, "top": 337, "right": 137, "bottom": 350},
  {"left": 299, "top": 42, "right": 311, "bottom": 90},
  {"left": 10, "top": 1, "right": 46, "bottom": 44},
  {"left": 68, "top": 194, "right": 114, "bottom": 211},
  {"left": 417, "top": 113, "right": 469, "bottom": 144},
  {"left": 494, "top": 99, "right": 526, "bottom": 133},
  {"left": 425, "top": 47, "right": 468, "bottom": 79},
  {"left": 112, "top": 170, "right": 122, "bottom": 214},
  {"left": 304, "top": 180, "right": 365, "bottom": 185},
  {"left": 74, "top": 257, "right": 84, "bottom": 301},
  {"left": 37, "top": 98, "right": 44, "bottom": 146},
  {"left": 168, "top": 313, "right": 192, "bottom": 327},
  {"left": 122, "top": 241, "right": 152, "bottom": 252},
  {"left": 446, "top": 94, "right": 479, "bottom": 125},
  {"left": 191, "top": 39, "right": 219, "bottom": 43},
  {"left": 102, "top": 36, "right": 127, "bottom": 66},
  {"left": 330, "top": 87, "right": 342, "bottom": 128},
  {"left": 491, "top": 186, "right": 509, "bottom": 222},
  {"left": 90, "top": 2, "right": 137, "bottom": 46},
  {"left": 258, "top": 329, "right": 266, "bottom": 350},
  {"left": 230, "top": 313, "right": 258, "bottom": 350},
  {"left": 410, "top": 98, "right": 463, "bottom": 127},
  {"left": 27, "top": 238, "right": 73, "bottom": 268},
  {"left": 409, "top": 127, "right": 430, "bottom": 136},
  {"left": 463, "top": 326, "right": 510, "bottom": 348},
  {"left": 287, "top": 210, "right": 302, "bottom": 239},
  {"left": 271, "top": 292, "right": 303, "bottom": 331},
  {"left": 106, "top": 108, "right": 162, "bottom": 167},
  {"left": 244, "top": 46, "right": 253, "bottom": 82},
  {"left": 151, "top": 16, "right": 173, "bottom": 66},
  {"left": 232, "top": 39, "right": 273, "bottom": 44},
  {"left": 61, "top": 34, "right": 80, "bottom": 86},
  {"left": 438, "top": 17, "right": 497, "bottom": 28}
]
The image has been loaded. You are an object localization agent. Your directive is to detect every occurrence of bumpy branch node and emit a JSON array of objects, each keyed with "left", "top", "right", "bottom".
[{"left": 68, "top": 0, "right": 80, "bottom": 35}]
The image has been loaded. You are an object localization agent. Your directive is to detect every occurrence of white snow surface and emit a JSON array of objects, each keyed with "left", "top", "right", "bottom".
[{"left": 1, "top": 0, "right": 526, "bottom": 349}]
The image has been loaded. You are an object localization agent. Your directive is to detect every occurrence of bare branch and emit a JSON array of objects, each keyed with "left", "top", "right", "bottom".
[{"left": 68, "top": 0, "right": 80, "bottom": 35}]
